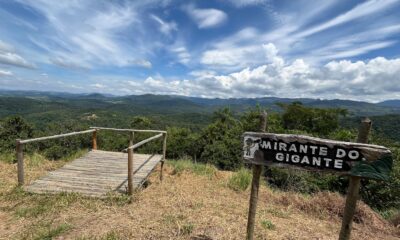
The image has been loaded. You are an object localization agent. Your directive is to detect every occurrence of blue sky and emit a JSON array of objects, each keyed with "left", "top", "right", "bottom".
[{"left": 0, "top": 0, "right": 400, "bottom": 101}]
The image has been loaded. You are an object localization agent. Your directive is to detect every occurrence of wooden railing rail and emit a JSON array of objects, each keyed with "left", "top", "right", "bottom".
[
  {"left": 90, "top": 126, "right": 166, "bottom": 134},
  {"left": 122, "top": 133, "right": 163, "bottom": 152},
  {"left": 19, "top": 129, "right": 96, "bottom": 144},
  {"left": 16, "top": 129, "right": 97, "bottom": 186}
]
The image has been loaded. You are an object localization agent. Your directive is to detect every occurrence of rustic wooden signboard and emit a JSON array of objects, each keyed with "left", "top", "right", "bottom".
[
  {"left": 243, "top": 132, "right": 392, "bottom": 180},
  {"left": 243, "top": 116, "right": 393, "bottom": 240}
]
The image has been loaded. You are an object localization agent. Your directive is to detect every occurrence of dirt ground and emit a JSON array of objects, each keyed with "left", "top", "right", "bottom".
[{"left": 0, "top": 158, "right": 399, "bottom": 240}]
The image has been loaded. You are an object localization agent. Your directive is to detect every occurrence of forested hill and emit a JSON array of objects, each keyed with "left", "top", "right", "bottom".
[{"left": 1, "top": 90, "right": 400, "bottom": 117}]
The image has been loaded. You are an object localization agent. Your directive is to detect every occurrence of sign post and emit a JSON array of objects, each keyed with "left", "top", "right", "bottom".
[
  {"left": 339, "top": 118, "right": 371, "bottom": 240},
  {"left": 243, "top": 117, "right": 392, "bottom": 240},
  {"left": 246, "top": 111, "right": 267, "bottom": 240}
]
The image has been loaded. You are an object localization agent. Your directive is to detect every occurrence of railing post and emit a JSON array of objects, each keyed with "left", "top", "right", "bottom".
[
  {"left": 16, "top": 139, "right": 24, "bottom": 186},
  {"left": 160, "top": 132, "right": 167, "bottom": 181},
  {"left": 127, "top": 131, "right": 134, "bottom": 195},
  {"left": 92, "top": 129, "right": 97, "bottom": 150},
  {"left": 339, "top": 117, "right": 372, "bottom": 240}
]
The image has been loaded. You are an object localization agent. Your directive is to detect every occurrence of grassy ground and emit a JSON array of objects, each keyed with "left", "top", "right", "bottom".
[{"left": 0, "top": 155, "right": 399, "bottom": 239}]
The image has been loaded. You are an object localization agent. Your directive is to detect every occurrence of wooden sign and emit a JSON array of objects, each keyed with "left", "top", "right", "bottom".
[{"left": 243, "top": 132, "right": 392, "bottom": 180}]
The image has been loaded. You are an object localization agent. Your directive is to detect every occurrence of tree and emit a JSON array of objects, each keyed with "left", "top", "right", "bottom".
[
  {"left": 131, "top": 116, "right": 152, "bottom": 129},
  {"left": 0, "top": 116, "right": 33, "bottom": 151},
  {"left": 279, "top": 102, "right": 347, "bottom": 136}
]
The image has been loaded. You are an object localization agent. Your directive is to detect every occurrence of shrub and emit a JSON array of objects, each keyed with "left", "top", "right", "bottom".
[
  {"left": 228, "top": 168, "right": 252, "bottom": 191},
  {"left": 261, "top": 220, "right": 275, "bottom": 230}
]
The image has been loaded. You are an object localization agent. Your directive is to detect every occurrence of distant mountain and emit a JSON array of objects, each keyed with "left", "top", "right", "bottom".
[
  {"left": 1, "top": 90, "right": 400, "bottom": 116},
  {"left": 377, "top": 100, "right": 400, "bottom": 108}
]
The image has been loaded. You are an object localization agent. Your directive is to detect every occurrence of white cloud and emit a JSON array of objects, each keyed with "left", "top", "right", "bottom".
[
  {"left": 150, "top": 14, "right": 177, "bottom": 36},
  {"left": 130, "top": 59, "right": 152, "bottom": 69},
  {"left": 0, "top": 52, "right": 35, "bottom": 69},
  {"left": 184, "top": 5, "right": 227, "bottom": 29},
  {"left": 0, "top": 40, "right": 35, "bottom": 69},
  {"left": 91, "top": 83, "right": 106, "bottom": 89},
  {"left": 171, "top": 46, "right": 191, "bottom": 65},
  {"left": 17, "top": 1, "right": 166, "bottom": 70},
  {"left": 200, "top": 29, "right": 283, "bottom": 70},
  {"left": 225, "top": 0, "right": 267, "bottom": 7},
  {"left": 115, "top": 44, "right": 400, "bottom": 101},
  {"left": 295, "top": 0, "right": 400, "bottom": 38},
  {"left": 50, "top": 57, "right": 90, "bottom": 70},
  {"left": 0, "top": 69, "right": 13, "bottom": 76}
]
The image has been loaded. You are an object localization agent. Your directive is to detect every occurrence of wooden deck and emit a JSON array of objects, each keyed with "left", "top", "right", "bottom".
[{"left": 25, "top": 150, "right": 163, "bottom": 197}]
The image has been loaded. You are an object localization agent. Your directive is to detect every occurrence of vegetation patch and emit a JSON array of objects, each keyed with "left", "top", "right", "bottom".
[
  {"left": 168, "top": 160, "right": 217, "bottom": 178},
  {"left": 21, "top": 221, "right": 71, "bottom": 240},
  {"left": 261, "top": 220, "right": 275, "bottom": 230},
  {"left": 228, "top": 168, "right": 252, "bottom": 191},
  {"left": 7, "top": 191, "right": 82, "bottom": 218}
]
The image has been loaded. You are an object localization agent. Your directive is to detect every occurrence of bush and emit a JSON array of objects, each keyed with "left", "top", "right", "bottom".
[{"left": 228, "top": 168, "right": 252, "bottom": 191}]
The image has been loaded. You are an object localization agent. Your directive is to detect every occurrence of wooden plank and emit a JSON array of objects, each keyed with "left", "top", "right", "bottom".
[{"left": 25, "top": 150, "right": 163, "bottom": 197}]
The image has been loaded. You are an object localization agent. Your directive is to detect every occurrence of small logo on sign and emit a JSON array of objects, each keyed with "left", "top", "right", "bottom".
[{"left": 244, "top": 136, "right": 260, "bottom": 159}]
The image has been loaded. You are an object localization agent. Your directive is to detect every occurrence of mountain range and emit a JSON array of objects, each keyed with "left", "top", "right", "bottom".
[{"left": 1, "top": 90, "right": 400, "bottom": 117}]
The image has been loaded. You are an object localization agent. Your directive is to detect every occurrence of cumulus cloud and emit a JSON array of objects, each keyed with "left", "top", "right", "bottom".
[
  {"left": 184, "top": 5, "right": 227, "bottom": 29},
  {"left": 200, "top": 30, "right": 283, "bottom": 70},
  {"left": 117, "top": 45, "right": 400, "bottom": 101}
]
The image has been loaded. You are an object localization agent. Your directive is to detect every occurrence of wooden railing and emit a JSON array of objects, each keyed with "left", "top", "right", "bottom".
[
  {"left": 16, "top": 129, "right": 97, "bottom": 186},
  {"left": 16, "top": 127, "right": 167, "bottom": 192},
  {"left": 90, "top": 127, "right": 167, "bottom": 195}
]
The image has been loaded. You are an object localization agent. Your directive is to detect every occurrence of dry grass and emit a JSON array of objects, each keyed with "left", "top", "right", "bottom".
[{"left": 0, "top": 155, "right": 399, "bottom": 240}]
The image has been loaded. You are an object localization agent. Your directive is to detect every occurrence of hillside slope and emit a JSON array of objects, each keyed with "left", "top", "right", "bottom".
[{"left": 0, "top": 156, "right": 398, "bottom": 239}]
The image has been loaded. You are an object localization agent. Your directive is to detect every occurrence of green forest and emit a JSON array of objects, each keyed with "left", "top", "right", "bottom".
[{"left": 0, "top": 93, "right": 399, "bottom": 220}]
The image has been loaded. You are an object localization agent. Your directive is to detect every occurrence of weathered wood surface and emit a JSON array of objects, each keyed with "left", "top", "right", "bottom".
[
  {"left": 125, "top": 133, "right": 163, "bottom": 151},
  {"left": 20, "top": 129, "right": 96, "bottom": 144},
  {"left": 25, "top": 150, "right": 163, "bottom": 197},
  {"left": 90, "top": 126, "right": 166, "bottom": 134},
  {"left": 243, "top": 132, "right": 391, "bottom": 176}
]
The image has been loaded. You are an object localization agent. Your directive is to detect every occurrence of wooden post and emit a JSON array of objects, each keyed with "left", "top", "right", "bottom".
[
  {"left": 339, "top": 117, "right": 372, "bottom": 240},
  {"left": 246, "top": 111, "right": 267, "bottom": 240},
  {"left": 92, "top": 130, "right": 97, "bottom": 150},
  {"left": 16, "top": 139, "right": 24, "bottom": 186},
  {"left": 160, "top": 132, "right": 167, "bottom": 181},
  {"left": 127, "top": 131, "right": 134, "bottom": 195}
]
